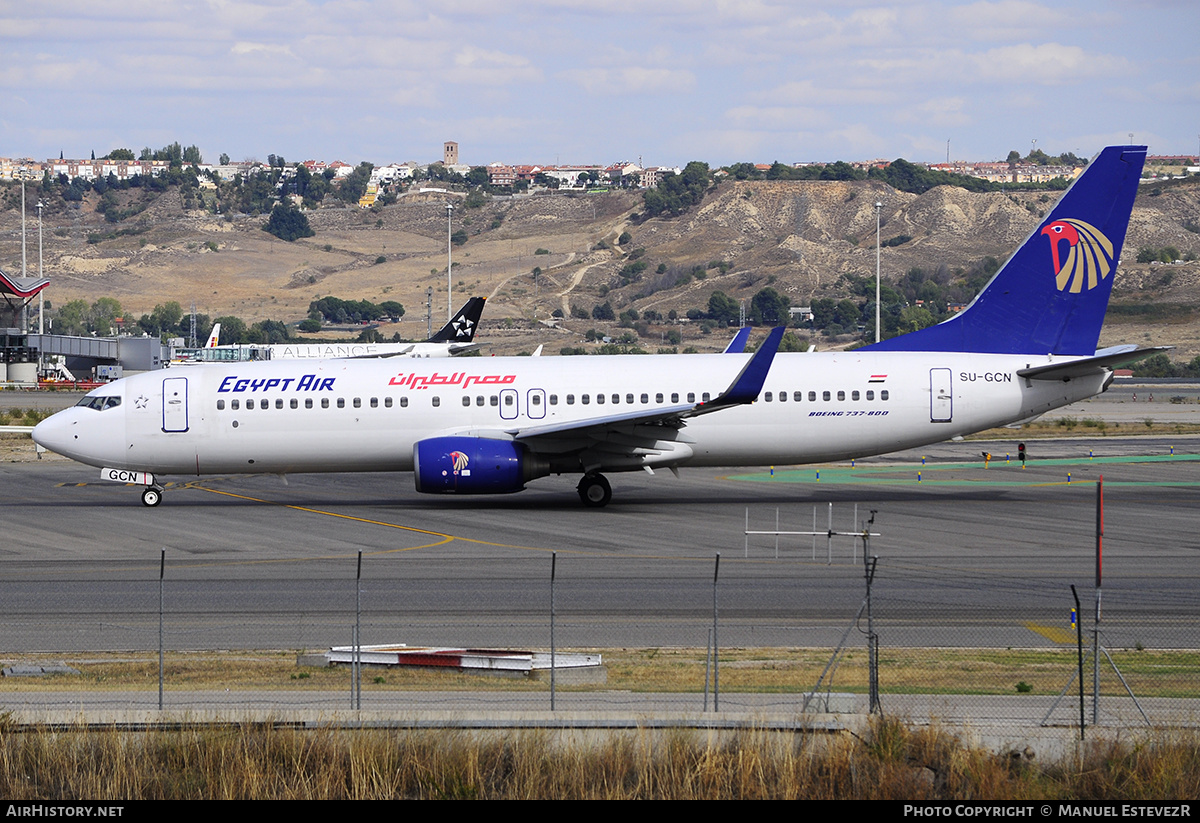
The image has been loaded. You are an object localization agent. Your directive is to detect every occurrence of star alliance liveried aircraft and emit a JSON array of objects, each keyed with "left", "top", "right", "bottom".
[
  {"left": 180, "top": 297, "right": 487, "bottom": 364},
  {"left": 34, "top": 146, "right": 1157, "bottom": 508}
]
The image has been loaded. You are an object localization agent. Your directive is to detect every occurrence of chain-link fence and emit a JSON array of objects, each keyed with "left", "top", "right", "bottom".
[{"left": 0, "top": 542, "right": 1196, "bottom": 726}]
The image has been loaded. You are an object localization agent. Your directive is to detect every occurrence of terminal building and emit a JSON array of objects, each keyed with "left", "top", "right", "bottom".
[{"left": 0, "top": 268, "right": 166, "bottom": 385}]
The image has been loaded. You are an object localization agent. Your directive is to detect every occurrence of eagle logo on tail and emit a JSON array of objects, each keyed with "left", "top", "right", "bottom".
[{"left": 1041, "top": 218, "right": 1114, "bottom": 293}]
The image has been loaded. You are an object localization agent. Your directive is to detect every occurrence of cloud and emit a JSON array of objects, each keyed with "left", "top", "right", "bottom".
[
  {"left": 230, "top": 42, "right": 298, "bottom": 59},
  {"left": 445, "top": 47, "right": 543, "bottom": 86},
  {"left": 895, "top": 97, "right": 972, "bottom": 128},
  {"left": 972, "top": 42, "right": 1130, "bottom": 83},
  {"left": 561, "top": 67, "right": 695, "bottom": 95},
  {"left": 723, "top": 105, "right": 830, "bottom": 131}
]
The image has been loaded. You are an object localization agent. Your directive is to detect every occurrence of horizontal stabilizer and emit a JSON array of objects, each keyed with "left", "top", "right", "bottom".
[{"left": 1016, "top": 345, "right": 1172, "bottom": 381}]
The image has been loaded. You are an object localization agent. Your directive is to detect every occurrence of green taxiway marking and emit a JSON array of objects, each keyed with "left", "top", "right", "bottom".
[{"left": 731, "top": 453, "right": 1200, "bottom": 486}]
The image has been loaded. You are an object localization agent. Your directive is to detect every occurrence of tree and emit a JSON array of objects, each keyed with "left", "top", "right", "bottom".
[
  {"left": 212, "top": 316, "right": 247, "bottom": 344},
  {"left": 263, "top": 202, "right": 315, "bottom": 241},
  {"left": 219, "top": 153, "right": 230, "bottom": 165},
  {"left": 707, "top": 290, "right": 739, "bottom": 325},
  {"left": 465, "top": 167, "right": 490, "bottom": 188},
  {"left": 749, "top": 287, "right": 791, "bottom": 325},
  {"left": 335, "top": 162, "right": 374, "bottom": 203},
  {"left": 592, "top": 302, "right": 615, "bottom": 321}
]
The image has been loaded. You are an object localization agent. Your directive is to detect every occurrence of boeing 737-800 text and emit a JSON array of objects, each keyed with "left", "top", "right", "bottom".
[{"left": 34, "top": 146, "right": 1157, "bottom": 507}]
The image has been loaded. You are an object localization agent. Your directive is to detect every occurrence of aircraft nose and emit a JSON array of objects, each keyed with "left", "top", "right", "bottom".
[{"left": 32, "top": 410, "right": 79, "bottom": 456}]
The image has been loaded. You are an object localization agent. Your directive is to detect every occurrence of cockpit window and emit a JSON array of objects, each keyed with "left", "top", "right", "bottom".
[{"left": 76, "top": 396, "right": 122, "bottom": 411}]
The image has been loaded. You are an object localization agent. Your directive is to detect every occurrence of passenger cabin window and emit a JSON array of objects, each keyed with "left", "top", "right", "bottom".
[
  {"left": 702, "top": 392, "right": 711, "bottom": 402},
  {"left": 566, "top": 395, "right": 575, "bottom": 405},
  {"left": 687, "top": 392, "right": 695, "bottom": 403},
  {"left": 881, "top": 390, "right": 890, "bottom": 401},
  {"left": 596, "top": 393, "right": 605, "bottom": 404},
  {"left": 370, "top": 397, "right": 378, "bottom": 408},
  {"left": 656, "top": 393, "right": 663, "bottom": 403},
  {"left": 217, "top": 399, "right": 225, "bottom": 410},
  {"left": 306, "top": 398, "right": 314, "bottom": 409},
  {"left": 851, "top": 391, "right": 859, "bottom": 401},
  {"left": 671, "top": 393, "right": 679, "bottom": 403},
  {"left": 276, "top": 399, "right": 284, "bottom": 409},
  {"left": 462, "top": 396, "right": 471, "bottom": 407},
  {"left": 476, "top": 396, "right": 485, "bottom": 406},
  {"left": 337, "top": 398, "right": 345, "bottom": 409},
  {"left": 399, "top": 397, "right": 408, "bottom": 408},
  {"left": 582, "top": 394, "right": 590, "bottom": 405},
  {"left": 778, "top": 391, "right": 786, "bottom": 403},
  {"left": 549, "top": 395, "right": 558, "bottom": 405},
  {"left": 866, "top": 390, "right": 874, "bottom": 400},
  {"left": 384, "top": 397, "right": 392, "bottom": 408},
  {"left": 246, "top": 399, "right": 255, "bottom": 410},
  {"left": 809, "top": 391, "right": 817, "bottom": 402},
  {"left": 837, "top": 391, "right": 845, "bottom": 401},
  {"left": 321, "top": 398, "right": 329, "bottom": 409},
  {"left": 611, "top": 394, "right": 619, "bottom": 404},
  {"left": 641, "top": 393, "right": 649, "bottom": 404},
  {"left": 231, "top": 399, "right": 240, "bottom": 410},
  {"left": 822, "top": 391, "right": 831, "bottom": 401},
  {"left": 794, "top": 392, "right": 802, "bottom": 402},
  {"left": 432, "top": 396, "right": 440, "bottom": 407},
  {"left": 353, "top": 398, "right": 361, "bottom": 409},
  {"left": 532, "top": 395, "right": 542, "bottom": 407},
  {"left": 290, "top": 399, "right": 298, "bottom": 409},
  {"left": 627, "top": 394, "right": 635, "bottom": 405}
]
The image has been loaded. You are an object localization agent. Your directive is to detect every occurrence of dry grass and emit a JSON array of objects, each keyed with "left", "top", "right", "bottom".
[
  {"left": 0, "top": 717, "right": 1197, "bottom": 799},
  {"left": 2, "top": 648, "right": 1197, "bottom": 698}
]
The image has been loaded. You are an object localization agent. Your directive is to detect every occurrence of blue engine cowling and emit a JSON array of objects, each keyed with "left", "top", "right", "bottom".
[{"left": 413, "top": 437, "right": 549, "bottom": 495}]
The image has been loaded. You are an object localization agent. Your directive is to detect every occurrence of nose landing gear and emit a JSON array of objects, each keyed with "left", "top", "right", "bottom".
[{"left": 141, "top": 485, "right": 164, "bottom": 507}]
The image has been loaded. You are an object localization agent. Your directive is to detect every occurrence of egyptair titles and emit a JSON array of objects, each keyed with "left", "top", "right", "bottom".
[{"left": 389, "top": 372, "right": 516, "bottom": 390}]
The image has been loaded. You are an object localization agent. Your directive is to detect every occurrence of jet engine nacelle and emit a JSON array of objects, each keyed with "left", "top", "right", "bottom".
[{"left": 413, "top": 437, "right": 549, "bottom": 495}]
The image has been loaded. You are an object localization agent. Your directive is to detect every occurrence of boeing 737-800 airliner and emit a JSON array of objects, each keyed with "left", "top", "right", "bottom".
[{"left": 34, "top": 146, "right": 1157, "bottom": 507}]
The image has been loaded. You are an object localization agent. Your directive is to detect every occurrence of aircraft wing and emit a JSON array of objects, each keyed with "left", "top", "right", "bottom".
[
  {"left": 1016, "top": 345, "right": 1172, "bottom": 381},
  {"left": 446, "top": 328, "right": 785, "bottom": 460}
]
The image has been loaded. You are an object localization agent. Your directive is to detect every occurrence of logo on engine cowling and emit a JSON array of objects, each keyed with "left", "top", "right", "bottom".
[{"left": 450, "top": 450, "right": 470, "bottom": 476}]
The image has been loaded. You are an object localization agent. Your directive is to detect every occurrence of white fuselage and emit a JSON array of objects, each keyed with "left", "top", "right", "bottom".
[{"left": 34, "top": 350, "right": 1105, "bottom": 477}]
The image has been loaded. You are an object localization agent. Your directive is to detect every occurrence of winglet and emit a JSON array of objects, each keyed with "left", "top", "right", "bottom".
[
  {"left": 705, "top": 326, "right": 785, "bottom": 408},
  {"left": 723, "top": 327, "right": 751, "bottom": 353}
]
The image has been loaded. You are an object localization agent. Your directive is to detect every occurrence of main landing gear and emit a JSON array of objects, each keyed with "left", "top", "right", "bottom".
[
  {"left": 577, "top": 473, "right": 612, "bottom": 508},
  {"left": 141, "top": 485, "right": 164, "bottom": 507}
]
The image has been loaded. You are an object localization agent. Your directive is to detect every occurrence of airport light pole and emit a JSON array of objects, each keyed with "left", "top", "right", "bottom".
[
  {"left": 875, "top": 201, "right": 882, "bottom": 343},
  {"left": 19, "top": 166, "right": 27, "bottom": 278},
  {"left": 36, "top": 200, "right": 44, "bottom": 334},
  {"left": 445, "top": 203, "right": 454, "bottom": 323}
]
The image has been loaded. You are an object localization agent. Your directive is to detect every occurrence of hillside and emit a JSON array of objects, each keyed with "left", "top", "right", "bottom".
[{"left": 2, "top": 175, "right": 1198, "bottom": 356}]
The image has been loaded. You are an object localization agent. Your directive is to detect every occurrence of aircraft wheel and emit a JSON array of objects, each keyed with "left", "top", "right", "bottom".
[
  {"left": 141, "top": 487, "right": 162, "bottom": 508},
  {"left": 577, "top": 474, "right": 612, "bottom": 508}
]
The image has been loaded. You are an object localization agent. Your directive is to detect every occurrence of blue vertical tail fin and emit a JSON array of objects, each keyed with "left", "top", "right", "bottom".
[{"left": 865, "top": 145, "right": 1146, "bottom": 355}]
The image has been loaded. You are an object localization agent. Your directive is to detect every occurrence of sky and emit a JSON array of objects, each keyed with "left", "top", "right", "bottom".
[{"left": 1, "top": 0, "right": 1197, "bottom": 169}]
